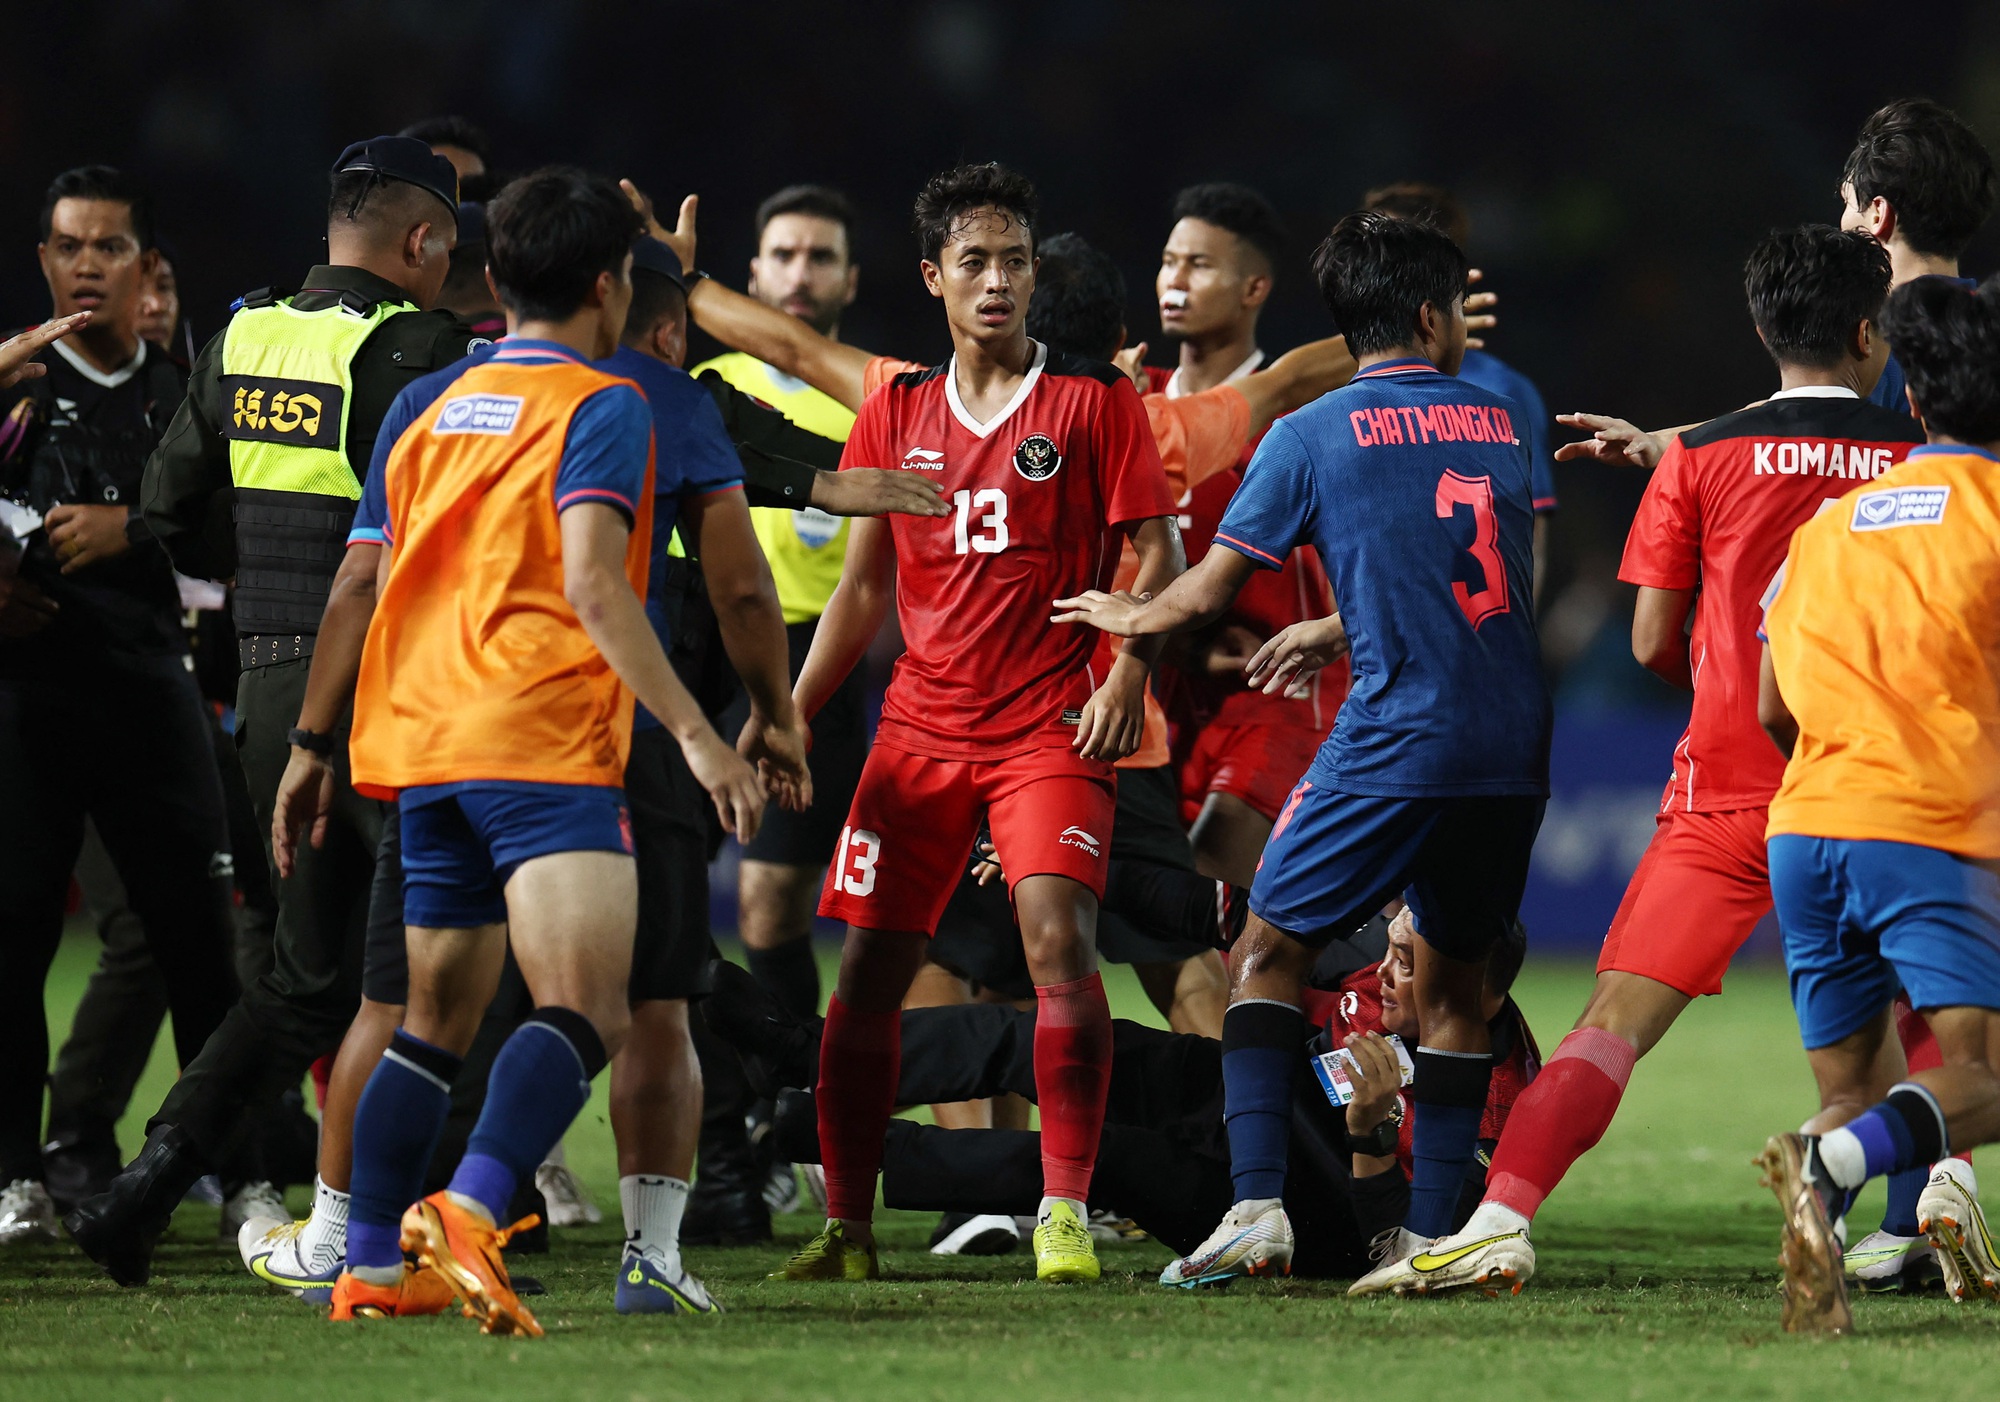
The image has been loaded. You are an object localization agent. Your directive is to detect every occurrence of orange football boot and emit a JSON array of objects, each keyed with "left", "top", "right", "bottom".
[
  {"left": 400, "top": 1191, "right": 544, "bottom": 1338},
  {"left": 328, "top": 1263, "right": 455, "bottom": 1321}
]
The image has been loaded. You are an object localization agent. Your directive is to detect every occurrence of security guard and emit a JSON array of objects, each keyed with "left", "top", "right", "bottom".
[{"left": 68, "top": 137, "right": 482, "bottom": 1286}]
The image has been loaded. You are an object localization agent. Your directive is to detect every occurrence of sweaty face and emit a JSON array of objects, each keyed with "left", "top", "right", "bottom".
[
  {"left": 1157, "top": 217, "right": 1264, "bottom": 341},
  {"left": 137, "top": 256, "right": 180, "bottom": 348},
  {"left": 751, "top": 212, "right": 856, "bottom": 335},
  {"left": 39, "top": 197, "right": 150, "bottom": 336},
  {"left": 1375, "top": 911, "right": 1420, "bottom": 1040},
  {"left": 924, "top": 206, "right": 1034, "bottom": 346}
]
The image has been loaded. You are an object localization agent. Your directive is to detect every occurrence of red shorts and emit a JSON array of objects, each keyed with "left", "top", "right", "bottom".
[
  {"left": 1178, "top": 720, "right": 1322, "bottom": 826},
  {"left": 1597, "top": 806, "right": 1772, "bottom": 997},
  {"left": 818, "top": 741, "right": 1117, "bottom": 935}
]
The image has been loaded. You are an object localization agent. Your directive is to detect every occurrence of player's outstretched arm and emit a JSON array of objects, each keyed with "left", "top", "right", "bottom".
[
  {"left": 1553, "top": 412, "right": 1685, "bottom": 470},
  {"left": 690, "top": 276, "right": 876, "bottom": 412},
  {"left": 1074, "top": 515, "right": 1186, "bottom": 762},
  {"left": 1245, "top": 613, "right": 1350, "bottom": 696},
  {"left": 795, "top": 514, "right": 895, "bottom": 725},
  {"left": 1236, "top": 335, "right": 1357, "bottom": 436},
  {"left": 1757, "top": 642, "right": 1798, "bottom": 757},
  {"left": 1052, "top": 544, "right": 1257, "bottom": 638},
  {"left": 560, "top": 501, "right": 767, "bottom": 839},
  {"left": 1632, "top": 585, "right": 1696, "bottom": 690},
  {"left": 810, "top": 467, "right": 949, "bottom": 519},
  {"left": 0, "top": 310, "right": 90, "bottom": 388},
  {"left": 684, "top": 489, "right": 812, "bottom": 811},
  {"left": 270, "top": 542, "right": 379, "bottom": 877}
]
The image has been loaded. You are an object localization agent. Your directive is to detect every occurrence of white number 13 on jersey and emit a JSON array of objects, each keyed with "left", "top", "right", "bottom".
[
  {"left": 835, "top": 826, "right": 880, "bottom": 896},
  {"left": 952, "top": 488, "right": 1009, "bottom": 554}
]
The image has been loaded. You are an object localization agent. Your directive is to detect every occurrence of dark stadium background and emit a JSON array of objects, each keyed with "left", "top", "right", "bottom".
[{"left": 6, "top": 0, "right": 1997, "bottom": 942}]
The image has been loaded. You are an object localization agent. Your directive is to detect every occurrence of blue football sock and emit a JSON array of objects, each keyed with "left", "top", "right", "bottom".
[
  {"left": 449, "top": 1007, "right": 607, "bottom": 1223},
  {"left": 1882, "top": 1166, "right": 1926, "bottom": 1237},
  {"left": 348, "top": 1031, "right": 461, "bottom": 1270},
  {"left": 1220, "top": 1000, "right": 1303, "bottom": 1203},
  {"left": 1817, "top": 1083, "right": 1948, "bottom": 1191},
  {"left": 1409, "top": 1048, "right": 1492, "bottom": 1240}
]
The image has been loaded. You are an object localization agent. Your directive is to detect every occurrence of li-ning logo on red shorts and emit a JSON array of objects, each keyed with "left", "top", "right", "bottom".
[{"left": 1058, "top": 825, "right": 1100, "bottom": 857}]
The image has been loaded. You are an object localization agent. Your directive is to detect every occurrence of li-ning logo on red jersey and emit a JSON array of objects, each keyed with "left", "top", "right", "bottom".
[
  {"left": 901, "top": 447, "right": 945, "bottom": 471},
  {"left": 1058, "top": 825, "right": 1100, "bottom": 857},
  {"left": 1014, "top": 433, "right": 1062, "bottom": 481}
]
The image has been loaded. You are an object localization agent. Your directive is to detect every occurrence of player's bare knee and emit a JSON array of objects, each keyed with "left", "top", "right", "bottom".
[{"left": 1229, "top": 917, "right": 1315, "bottom": 998}]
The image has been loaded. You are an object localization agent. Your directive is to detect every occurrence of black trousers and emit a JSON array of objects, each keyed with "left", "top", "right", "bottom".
[
  {"left": 0, "top": 648, "right": 239, "bottom": 1186},
  {"left": 813, "top": 1004, "right": 1372, "bottom": 1276},
  {"left": 148, "top": 656, "right": 383, "bottom": 1166}
]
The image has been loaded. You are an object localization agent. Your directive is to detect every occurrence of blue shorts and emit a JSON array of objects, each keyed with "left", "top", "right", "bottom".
[
  {"left": 1249, "top": 783, "right": 1544, "bottom": 958},
  {"left": 400, "top": 782, "right": 633, "bottom": 929},
  {"left": 1768, "top": 834, "right": 2000, "bottom": 1049}
]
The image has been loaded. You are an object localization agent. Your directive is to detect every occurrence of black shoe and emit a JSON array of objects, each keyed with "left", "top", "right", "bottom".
[
  {"left": 928, "top": 1211, "right": 1021, "bottom": 1256},
  {"left": 41, "top": 1136, "right": 122, "bottom": 1216},
  {"left": 64, "top": 1126, "right": 208, "bottom": 1287},
  {"left": 698, "top": 960, "right": 819, "bottom": 1100},
  {"left": 679, "top": 1183, "right": 772, "bottom": 1246},
  {"left": 769, "top": 1087, "right": 822, "bottom": 1166},
  {"left": 511, "top": 1273, "right": 547, "bottom": 1297}
]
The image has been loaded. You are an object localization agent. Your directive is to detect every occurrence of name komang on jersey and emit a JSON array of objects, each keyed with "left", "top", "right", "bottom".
[
  {"left": 1619, "top": 391, "right": 1922, "bottom": 814},
  {"left": 1214, "top": 358, "right": 1550, "bottom": 796},
  {"left": 840, "top": 341, "right": 1176, "bottom": 761}
]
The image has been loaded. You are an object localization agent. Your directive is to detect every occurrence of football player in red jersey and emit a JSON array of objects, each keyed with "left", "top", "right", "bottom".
[{"left": 764, "top": 164, "right": 1182, "bottom": 1285}]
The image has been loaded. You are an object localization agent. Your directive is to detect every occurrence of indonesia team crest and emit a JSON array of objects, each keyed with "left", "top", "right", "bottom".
[{"left": 1013, "top": 433, "right": 1063, "bottom": 481}]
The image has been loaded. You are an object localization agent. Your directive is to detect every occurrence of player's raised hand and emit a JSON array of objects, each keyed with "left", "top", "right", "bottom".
[
  {"left": 737, "top": 710, "right": 813, "bottom": 813},
  {"left": 1464, "top": 268, "right": 1498, "bottom": 350},
  {"left": 1111, "top": 340, "right": 1150, "bottom": 394},
  {"left": 270, "top": 747, "right": 336, "bottom": 879},
  {"left": 812, "top": 467, "right": 949, "bottom": 518},
  {"left": 1341, "top": 1031, "right": 1404, "bottom": 1141},
  {"left": 0, "top": 310, "right": 91, "bottom": 388},
  {"left": 620, "top": 179, "right": 697, "bottom": 272},
  {"left": 1245, "top": 615, "right": 1349, "bottom": 696},
  {"left": 685, "top": 727, "right": 768, "bottom": 842},
  {"left": 1554, "top": 412, "right": 1669, "bottom": 469},
  {"left": 1050, "top": 588, "right": 1147, "bottom": 636},
  {"left": 1074, "top": 659, "right": 1146, "bottom": 761}
]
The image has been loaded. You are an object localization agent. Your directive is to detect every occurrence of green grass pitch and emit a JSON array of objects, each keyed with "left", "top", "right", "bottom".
[{"left": 5, "top": 931, "right": 1996, "bottom": 1401}]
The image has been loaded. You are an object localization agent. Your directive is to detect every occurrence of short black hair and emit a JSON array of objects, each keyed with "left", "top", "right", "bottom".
[
  {"left": 1743, "top": 225, "right": 1892, "bottom": 370},
  {"left": 1310, "top": 210, "right": 1467, "bottom": 357},
  {"left": 1842, "top": 98, "right": 1997, "bottom": 259},
  {"left": 40, "top": 165, "right": 155, "bottom": 249},
  {"left": 622, "top": 267, "right": 688, "bottom": 346},
  {"left": 755, "top": 184, "right": 857, "bottom": 249},
  {"left": 1878, "top": 273, "right": 2000, "bottom": 443},
  {"left": 1170, "top": 182, "right": 1287, "bottom": 270},
  {"left": 1361, "top": 181, "right": 1471, "bottom": 250},
  {"left": 1025, "top": 232, "right": 1125, "bottom": 361},
  {"left": 399, "top": 115, "right": 491, "bottom": 165},
  {"left": 486, "top": 168, "right": 643, "bottom": 322},
  {"left": 913, "top": 162, "right": 1038, "bottom": 264}
]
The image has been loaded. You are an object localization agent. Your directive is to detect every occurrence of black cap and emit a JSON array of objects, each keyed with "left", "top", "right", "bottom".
[
  {"left": 455, "top": 201, "right": 487, "bottom": 248},
  {"left": 630, "top": 236, "right": 686, "bottom": 291},
  {"left": 331, "top": 136, "right": 459, "bottom": 216}
]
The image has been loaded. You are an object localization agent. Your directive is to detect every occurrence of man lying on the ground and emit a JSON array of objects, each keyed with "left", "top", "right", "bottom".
[{"left": 701, "top": 909, "right": 1538, "bottom": 1282}]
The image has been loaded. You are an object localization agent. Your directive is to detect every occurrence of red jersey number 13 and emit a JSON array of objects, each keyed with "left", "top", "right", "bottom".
[{"left": 1435, "top": 469, "right": 1510, "bottom": 629}]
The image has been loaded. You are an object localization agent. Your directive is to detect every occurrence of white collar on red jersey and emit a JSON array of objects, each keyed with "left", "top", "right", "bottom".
[
  {"left": 944, "top": 338, "right": 1048, "bottom": 438},
  {"left": 1768, "top": 385, "right": 1859, "bottom": 400},
  {"left": 1164, "top": 347, "right": 1264, "bottom": 400}
]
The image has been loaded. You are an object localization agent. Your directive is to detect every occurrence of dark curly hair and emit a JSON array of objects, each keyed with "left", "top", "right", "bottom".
[
  {"left": 1743, "top": 225, "right": 1892, "bottom": 369},
  {"left": 1841, "top": 98, "right": 1996, "bottom": 259},
  {"left": 912, "top": 162, "right": 1038, "bottom": 263},
  {"left": 1878, "top": 273, "right": 2000, "bottom": 443},
  {"left": 1170, "top": 182, "right": 1287, "bottom": 270},
  {"left": 1026, "top": 232, "right": 1125, "bottom": 361}
]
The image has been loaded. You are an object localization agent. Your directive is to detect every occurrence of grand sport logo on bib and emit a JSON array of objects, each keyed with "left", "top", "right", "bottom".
[
  {"left": 434, "top": 393, "right": 524, "bottom": 435},
  {"left": 1013, "top": 433, "right": 1063, "bottom": 481},
  {"left": 219, "top": 374, "right": 343, "bottom": 448},
  {"left": 1851, "top": 484, "right": 1950, "bottom": 531}
]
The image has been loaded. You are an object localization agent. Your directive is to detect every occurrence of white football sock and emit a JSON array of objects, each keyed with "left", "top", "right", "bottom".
[
  {"left": 1463, "top": 1200, "right": 1532, "bottom": 1238},
  {"left": 1815, "top": 1127, "right": 1870, "bottom": 1190},
  {"left": 620, "top": 1174, "right": 689, "bottom": 1264},
  {"left": 1038, "top": 1195, "right": 1086, "bottom": 1225},
  {"left": 298, "top": 1176, "right": 350, "bottom": 1269}
]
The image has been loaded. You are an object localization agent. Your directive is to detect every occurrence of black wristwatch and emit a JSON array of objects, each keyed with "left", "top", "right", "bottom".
[
  {"left": 682, "top": 267, "right": 711, "bottom": 292},
  {"left": 1344, "top": 1118, "right": 1400, "bottom": 1158},
  {"left": 287, "top": 726, "right": 335, "bottom": 758}
]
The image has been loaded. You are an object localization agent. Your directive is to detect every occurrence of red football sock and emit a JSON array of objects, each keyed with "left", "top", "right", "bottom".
[
  {"left": 816, "top": 994, "right": 901, "bottom": 1224},
  {"left": 1033, "top": 973, "right": 1113, "bottom": 1203},
  {"left": 1485, "top": 1026, "right": 1638, "bottom": 1220}
]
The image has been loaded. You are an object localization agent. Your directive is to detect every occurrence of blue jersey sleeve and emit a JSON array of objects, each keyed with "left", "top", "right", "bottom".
[
  {"left": 555, "top": 383, "right": 654, "bottom": 525},
  {"left": 1214, "top": 418, "right": 1316, "bottom": 571},
  {"left": 350, "top": 380, "right": 428, "bottom": 547}
]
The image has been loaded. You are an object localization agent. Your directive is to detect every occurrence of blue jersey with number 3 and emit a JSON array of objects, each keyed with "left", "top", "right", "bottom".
[{"left": 1215, "top": 358, "right": 1550, "bottom": 797}]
